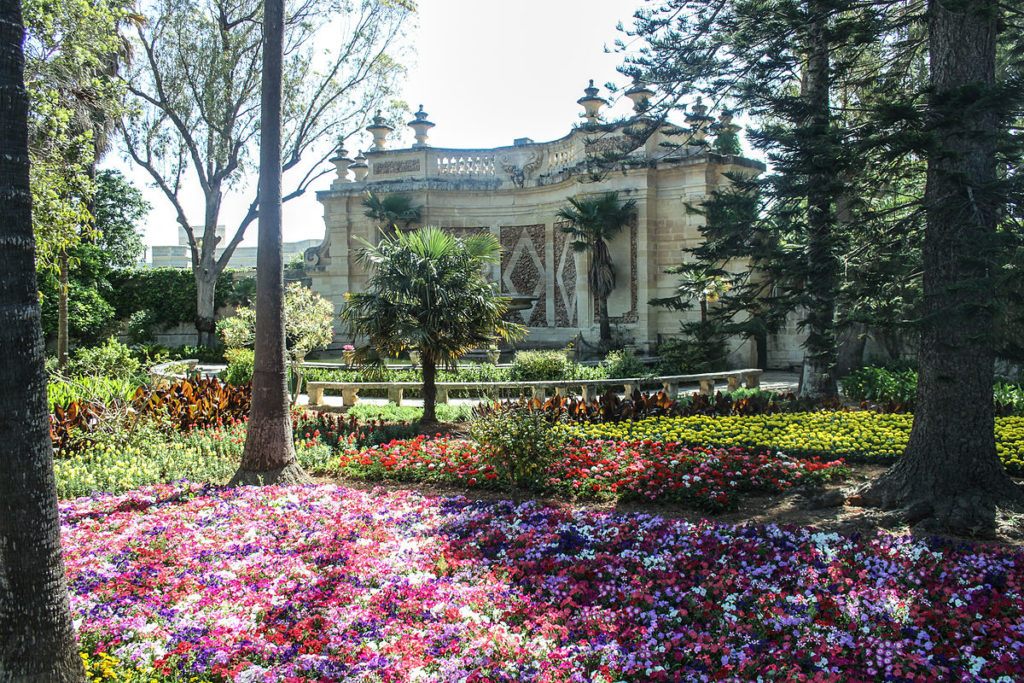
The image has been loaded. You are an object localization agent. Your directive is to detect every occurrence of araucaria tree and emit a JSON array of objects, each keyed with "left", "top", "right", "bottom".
[
  {"left": 622, "top": 0, "right": 882, "bottom": 397},
  {"left": 122, "top": 0, "right": 413, "bottom": 346},
  {"left": 0, "top": 0, "right": 87, "bottom": 676},
  {"left": 856, "top": 0, "right": 1024, "bottom": 534},
  {"left": 556, "top": 192, "right": 637, "bottom": 344},
  {"left": 229, "top": 0, "right": 309, "bottom": 487},
  {"left": 342, "top": 226, "right": 525, "bottom": 423}
]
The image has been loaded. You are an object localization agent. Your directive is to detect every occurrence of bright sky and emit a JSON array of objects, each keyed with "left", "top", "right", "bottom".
[{"left": 113, "top": 0, "right": 650, "bottom": 252}]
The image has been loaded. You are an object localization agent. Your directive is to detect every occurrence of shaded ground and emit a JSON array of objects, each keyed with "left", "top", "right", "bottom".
[{"left": 315, "top": 460, "right": 1024, "bottom": 548}]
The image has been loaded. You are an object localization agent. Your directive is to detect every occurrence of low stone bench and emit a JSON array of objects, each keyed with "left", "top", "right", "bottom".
[{"left": 305, "top": 369, "right": 763, "bottom": 408}]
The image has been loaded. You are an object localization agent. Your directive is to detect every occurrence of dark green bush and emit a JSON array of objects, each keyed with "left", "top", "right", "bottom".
[
  {"left": 656, "top": 337, "right": 728, "bottom": 375},
  {"left": 105, "top": 269, "right": 254, "bottom": 328},
  {"left": 839, "top": 366, "right": 917, "bottom": 404}
]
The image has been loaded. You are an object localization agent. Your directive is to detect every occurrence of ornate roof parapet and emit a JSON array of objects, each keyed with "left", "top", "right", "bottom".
[
  {"left": 685, "top": 97, "right": 714, "bottom": 145},
  {"left": 624, "top": 79, "right": 655, "bottom": 114},
  {"left": 366, "top": 110, "right": 394, "bottom": 152},
  {"left": 330, "top": 143, "right": 354, "bottom": 185},
  {"left": 407, "top": 105, "right": 435, "bottom": 148},
  {"left": 577, "top": 79, "right": 608, "bottom": 125},
  {"left": 349, "top": 151, "right": 369, "bottom": 182}
]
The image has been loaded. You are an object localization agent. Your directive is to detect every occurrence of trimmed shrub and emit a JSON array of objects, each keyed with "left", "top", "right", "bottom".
[
  {"left": 222, "top": 348, "right": 254, "bottom": 386},
  {"left": 67, "top": 338, "right": 141, "bottom": 379},
  {"left": 602, "top": 348, "right": 649, "bottom": 379},
  {"left": 509, "top": 350, "right": 571, "bottom": 382},
  {"left": 469, "top": 401, "right": 566, "bottom": 487}
]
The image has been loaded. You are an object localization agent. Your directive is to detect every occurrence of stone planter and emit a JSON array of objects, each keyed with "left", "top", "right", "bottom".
[
  {"left": 409, "top": 350, "right": 420, "bottom": 368},
  {"left": 487, "top": 349, "right": 501, "bottom": 364}
]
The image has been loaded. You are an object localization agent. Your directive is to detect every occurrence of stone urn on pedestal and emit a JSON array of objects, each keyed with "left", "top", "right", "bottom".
[
  {"left": 487, "top": 345, "right": 501, "bottom": 364},
  {"left": 409, "top": 350, "right": 420, "bottom": 368}
]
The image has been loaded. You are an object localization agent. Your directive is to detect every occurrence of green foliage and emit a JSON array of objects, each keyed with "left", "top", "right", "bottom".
[
  {"left": 92, "top": 170, "right": 149, "bottom": 269},
  {"left": 47, "top": 376, "right": 138, "bottom": 412},
  {"left": 362, "top": 191, "right": 422, "bottom": 230},
  {"left": 106, "top": 269, "right": 243, "bottom": 328},
  {"left": 509, "top": 350, "right": 571, "bottom": 382},
  {"left": 656, "top": 337, "right": 728, "bottom": 375},
  {"left": 219, "top": 282, "right": 334, "bottom": 361},
  {"left": 293, "top": 410, "right": 418, "bottom": 451},
  {"left": 222, "top": 348, "right": 255, "bottom": 387},
  {"left": 39, "top": 276, "right": 118, "bottom": 345},
  {"left": 839, "top": 366, "right": 918, "bottom": 405},
  {"left": 602, "top": 348, "right": 649, "bottom": 379},
  {"left": 126, "top": 309, "right": 158, "bottom": 345},
  {"left": 469, "top": 402, "right": 567, "bottom": 487},
  {"left": 345, "top": 402, "right": 474, "bottom": 424},
  {"left": 66, "top": 338, "right": 140, "bottom": 379}
]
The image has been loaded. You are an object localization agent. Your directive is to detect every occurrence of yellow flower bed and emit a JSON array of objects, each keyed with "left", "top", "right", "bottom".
[{"left": 563, "top": 412, "right": 1024, "bottom": 476}]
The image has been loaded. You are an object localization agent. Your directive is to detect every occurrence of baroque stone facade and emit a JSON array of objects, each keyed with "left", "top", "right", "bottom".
[{"left": 307, "top": 118, "right": 798, "bottom": 367}]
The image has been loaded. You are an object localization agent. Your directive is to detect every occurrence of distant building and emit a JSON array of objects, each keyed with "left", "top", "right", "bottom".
[{"left": 148, "top": 224, "right": 319, "bottom": 270}]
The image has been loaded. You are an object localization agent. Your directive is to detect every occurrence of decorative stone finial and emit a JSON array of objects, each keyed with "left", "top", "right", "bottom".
[
  {"left": 625, "top": 79, "right": 655, "bottom": 114},
  {"left": 349, "top": 150, "right": 369, "bottom": 182},
  {"left": 685, "top": 96, "right": 714, "bottom": 145},
  {"left": 330, "top": 141, "right": 354, "bottom": 183},
  {"left": 577, "top": 79, "right": 608, "bottom": 125},
  {"left": 407, "top": 105, "right": 435, "bottom": 148},
  {"left": 366, "top": 110, "right": 393, "bottom": 152}
]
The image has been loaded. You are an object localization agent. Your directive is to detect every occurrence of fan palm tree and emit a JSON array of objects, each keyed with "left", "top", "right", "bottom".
[
  {"left": 363, "top": 191, "right": 422, "bottom": 235},
  {"left": 342, "top": 226, "right": 525, "bottom": 423},
  {"left": 557, "top": 192, "right": 637, "bottom": 343}
]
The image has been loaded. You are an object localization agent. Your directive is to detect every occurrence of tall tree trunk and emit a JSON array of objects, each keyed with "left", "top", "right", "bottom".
[
  {"left": 195, "top": 266, "right": 218, "bottom": 348},
  {"left": 230, "top": 0, "right": 309, "bottom": 486},
  {"left": 855, "top": 0, "right": 1022, "bottom": 535},
  {"left": 598, "top": 296, "right": 611, "bottom": 342},
  {"left": 57, "top": 247, "right": 69, "bottom": 370},
  {"left": 799, "top": 3, "right": 839, "bottom": 399},
  {"left": 0, "top": 1, "right": 87, "bottom": 677},
  {"left": 421, "top": 352, "right": 438, "bottom": 424}
]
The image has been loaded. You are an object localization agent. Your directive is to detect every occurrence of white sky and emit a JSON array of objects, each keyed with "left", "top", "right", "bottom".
[{"left": 110, "top": 0, "right": 651, "bottom": 251}]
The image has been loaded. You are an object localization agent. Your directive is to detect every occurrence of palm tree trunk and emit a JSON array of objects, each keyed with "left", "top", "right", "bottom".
[
  {"left": 598, "top": 295, "right": 611, "bottom": 343},
  {"left": 421, "top": 351, "right": 438, "bottom": 423},
  {"left": 0, "top": 0, "right": 87, "bottom": 676},
  {"left": 57, "top": 247, "right": 69, "bottom": 370},
  {"left": 230, "top": 0, "right": 308, "bottom": 486}
]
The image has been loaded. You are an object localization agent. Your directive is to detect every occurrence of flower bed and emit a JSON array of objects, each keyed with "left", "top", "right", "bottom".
[
  {"left": 339, "top": 436, "right": 847, "bottom": 511},
  {"left": 63, "top": 484, "right": 1024, "bottom": 681},
  {"left": 565, "top": 413, "right": 1024, "bottom": 476}
]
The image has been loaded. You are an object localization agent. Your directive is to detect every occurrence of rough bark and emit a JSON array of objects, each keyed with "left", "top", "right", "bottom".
[
  {"left": 421, "top": 353, "right": 438, "bottom": 424},
  {"left": 0, "top": 1, "right": 87, "bottom": 677},
  {"left": 57, "top": 248, "right": 69, "bottom": 370},
  {"left": 798, "top": 3, "right": 839, "bottom": 400},
  {"left": 230, "top": 0, "right": 309, "bottom": 487},
  {"left": 195, "top": 265, "right": 219, "bottom": 348},
  {"left": 855, "top": 0, "right": 1023, "bottom": 535}
]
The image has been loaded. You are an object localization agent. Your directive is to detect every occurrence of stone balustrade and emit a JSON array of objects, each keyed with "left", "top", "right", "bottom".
[{"left": 305, "top": 369, "right": 763, "bottom": 409}]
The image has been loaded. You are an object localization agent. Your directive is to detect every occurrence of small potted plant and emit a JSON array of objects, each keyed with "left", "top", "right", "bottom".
[
  {"left": 342, "top": 344, "right": 355, "bottom": 368},
  {"left": 486, "top": 343, "right": 501, "bottom": 364},
  {"left": 564, "top": 341, "right": 576, "bottom": 362}
]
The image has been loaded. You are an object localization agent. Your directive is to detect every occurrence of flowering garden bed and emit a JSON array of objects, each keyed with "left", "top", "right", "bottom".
[
  {"left": 66, "top": 483, "right": 1024, "bottom": 682},
  {"left": 339, "top": 436, "right": 847, "bottom": 511}
]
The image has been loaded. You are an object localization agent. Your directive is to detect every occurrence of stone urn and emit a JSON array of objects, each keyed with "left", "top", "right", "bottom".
[
  {"left": 487, "top": 348, "right": 501, "bottom": 364},
  {"left": 565, "top": 347, "right": 577, "bottom": 363},
  {"left": 409, "top": 350, "right": 420, "bottom": 368}
]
